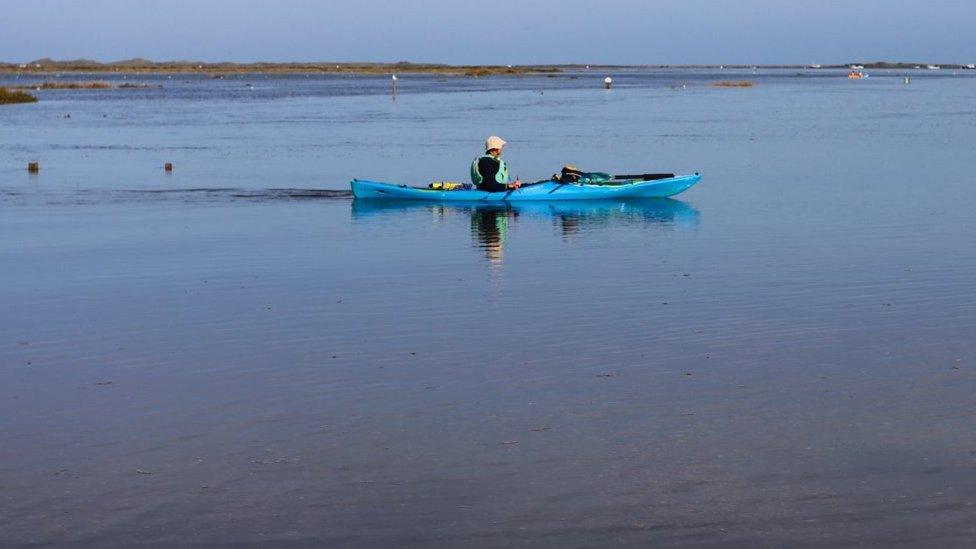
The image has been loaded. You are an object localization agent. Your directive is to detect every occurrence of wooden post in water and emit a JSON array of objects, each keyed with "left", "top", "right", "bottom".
[
  {"left": 391, "top": 74, "right": 397, "bottom": 101},
  {"left": 164, "top": 162, "right": 173, "bottom": 172},
  {"left": 604, "top": 76, "right": 613, "bottom": 89},
  {"left": 27, "top": 161, "right": 39, "bottom": 173}
]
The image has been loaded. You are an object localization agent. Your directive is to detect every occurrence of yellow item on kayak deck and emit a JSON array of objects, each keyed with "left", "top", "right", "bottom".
[{"left": 428, "top": 181, "right": 463, "bottom": 190}]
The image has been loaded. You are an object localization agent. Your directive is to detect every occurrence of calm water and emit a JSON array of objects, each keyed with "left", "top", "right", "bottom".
[{"left": 3, "top": 69, "right": 976, "bottom": 547}]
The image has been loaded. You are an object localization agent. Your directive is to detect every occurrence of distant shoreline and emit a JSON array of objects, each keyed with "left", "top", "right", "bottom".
[
  {"left": 1, "top": 59, "right": 973, "bottom": 75},
  {"left": 0, "top": 60, "right": 561, "bottom": 76}
]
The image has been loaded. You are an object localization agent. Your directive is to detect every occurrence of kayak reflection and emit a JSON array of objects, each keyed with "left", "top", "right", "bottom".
[{"left": 351, "top": 198, "right": 700, "bottom": 265}]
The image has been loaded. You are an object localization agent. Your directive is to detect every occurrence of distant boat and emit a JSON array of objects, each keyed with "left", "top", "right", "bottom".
[
  {"left": 847, "top": 70, "right": 867, "bottom": 80},
  {"left": 966, "top": 64, "right": 976, "bottom": 69},
  {"left": 850, "top": 64, "right": 864, "bottom": 70},
  {"left": 927, "top": 65, "right": 941, "bottom": 70},
  {"left": 808, "top": 64, "right": 822, "bottom": 69}
]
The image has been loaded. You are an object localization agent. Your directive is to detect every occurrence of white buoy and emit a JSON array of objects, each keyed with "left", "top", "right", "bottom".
[{"left": 604, "top": 76, "right": 613, "bottom": 89}]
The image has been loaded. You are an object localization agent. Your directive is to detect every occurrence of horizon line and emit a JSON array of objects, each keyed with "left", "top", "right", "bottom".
[{"left": 3, "top": 58, "right": 973, "bottom": 68}]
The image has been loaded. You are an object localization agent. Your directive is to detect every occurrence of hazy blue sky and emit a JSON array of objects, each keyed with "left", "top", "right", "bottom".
[{"left": 2, "top": 0, "right": 974, "bottom": 64}]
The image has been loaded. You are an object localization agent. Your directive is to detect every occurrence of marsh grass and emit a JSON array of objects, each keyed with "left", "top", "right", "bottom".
[
  {"left": 710, "top": 80, "right": 755, "bottom": 88},
  {"left": 10, "top": 82, "right": 154, "bottom": 91},
  {"left": 37, "top": 81, "right": 113, "bottom": 89},
  {"left": 0, "top": 87, "right": 38, "bottom": 104}
]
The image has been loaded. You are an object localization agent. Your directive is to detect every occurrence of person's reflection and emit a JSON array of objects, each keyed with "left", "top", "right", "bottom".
[
  {"left": 470, "top": 207, "right": 518, "bottom": 266},
  {"left": 556, "top": 215, "right": 581, "bottom": 237}
]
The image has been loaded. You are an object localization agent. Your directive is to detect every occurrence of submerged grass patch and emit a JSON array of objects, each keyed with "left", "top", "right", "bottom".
[
  {"left": 710, "top": 80, "right": 755, "bottom": 88},
  {"left": 0, "top": 87, "right": 38, "bottom": 104}
]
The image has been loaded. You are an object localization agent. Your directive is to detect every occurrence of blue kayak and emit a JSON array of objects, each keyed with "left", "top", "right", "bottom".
[{"left": 350, "top": 173, "right": 700, "bottom": 201}]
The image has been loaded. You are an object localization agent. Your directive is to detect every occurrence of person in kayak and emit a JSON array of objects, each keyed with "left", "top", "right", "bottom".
[{"left": 470, "top": 136, "right": 521, "bottom": 192}]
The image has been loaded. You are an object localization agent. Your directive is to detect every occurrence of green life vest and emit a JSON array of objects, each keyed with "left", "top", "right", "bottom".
[{"left": 470, "top": 154, "right": 509, "bottom": 186}]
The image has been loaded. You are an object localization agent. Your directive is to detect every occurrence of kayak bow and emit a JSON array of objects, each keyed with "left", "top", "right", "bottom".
[{"left": 350, "top": 173, "right": 700, "bottom": 201}]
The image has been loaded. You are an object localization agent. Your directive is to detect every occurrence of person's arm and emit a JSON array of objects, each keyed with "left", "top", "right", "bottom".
[{"left": 495, "top": 158, "right": 520, "bottom": 189}]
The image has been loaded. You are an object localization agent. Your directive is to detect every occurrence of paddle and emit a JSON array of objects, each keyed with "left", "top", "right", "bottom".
[
  {"left": 500, "top": 175, "right": 526, "bottom": 200},
  {"left": 560, "top": 167, "right": 675, "bottom": 183},
  {"left": 612, "top": 173, "right": 676, "bottom": 181},
  {"left": 577, "top": 171, "right": 676, "bottom": 181}
]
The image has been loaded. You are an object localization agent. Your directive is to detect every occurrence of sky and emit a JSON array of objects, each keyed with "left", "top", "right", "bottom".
[{"left": 2, "top": 0, "right": 975, "bottom": 65}]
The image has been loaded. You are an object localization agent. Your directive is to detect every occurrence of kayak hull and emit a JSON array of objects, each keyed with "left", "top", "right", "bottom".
[{"left": 350, "top": 173, "right": 700, "bottom": 201}]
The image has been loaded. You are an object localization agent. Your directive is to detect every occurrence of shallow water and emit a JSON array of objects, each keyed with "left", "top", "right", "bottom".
[{"left": 2, "top": 69, "right": 976, "bottom": 546}]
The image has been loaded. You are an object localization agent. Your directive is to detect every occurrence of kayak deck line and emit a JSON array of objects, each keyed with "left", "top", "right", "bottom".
[{"left": 351, "top": 173, "right": 701, "bottom": 201}]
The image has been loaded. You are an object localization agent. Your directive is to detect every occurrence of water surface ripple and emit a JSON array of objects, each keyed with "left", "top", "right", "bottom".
[{"left": 2, "top": 69, "right": 976, "bottom": 547}]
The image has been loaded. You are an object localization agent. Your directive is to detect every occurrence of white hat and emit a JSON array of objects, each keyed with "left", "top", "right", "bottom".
[{"left": 485, "top": 135, "right": 507, "bottom": 151}]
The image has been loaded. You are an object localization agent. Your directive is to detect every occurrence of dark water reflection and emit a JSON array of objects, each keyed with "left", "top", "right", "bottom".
[{"left": 352, "top": 198, "right": 700, "bottom": 265}]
